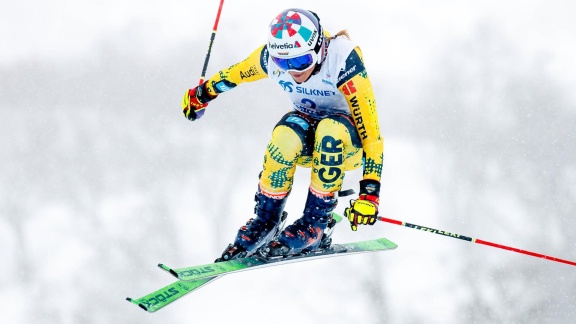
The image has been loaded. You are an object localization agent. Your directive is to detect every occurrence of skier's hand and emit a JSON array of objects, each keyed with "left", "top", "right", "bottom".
[
  {"left": 182, "top": 82, "right": 213, "bottom": 121},
  {"left": 345, "top": 179, "right": 381, "bottom": 231},
  {"left": 345, "top": 194, "right": 379, "bottom": 231}
]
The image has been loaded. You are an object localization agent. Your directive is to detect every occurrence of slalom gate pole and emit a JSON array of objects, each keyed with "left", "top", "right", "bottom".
[
  {"left": 378, "top": 216, "right": 576, "bottom": 267},
  {"left": 198, "top": 0, "right": 225, "bottom": 85}
]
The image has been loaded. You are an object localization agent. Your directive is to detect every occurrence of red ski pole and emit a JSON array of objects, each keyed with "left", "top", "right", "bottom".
[
  {"left": 378, "top": 216, "right": 576, "bottom": 267},
  {"left": 198, "top": 0, "right": 225, "bottom": 85}
]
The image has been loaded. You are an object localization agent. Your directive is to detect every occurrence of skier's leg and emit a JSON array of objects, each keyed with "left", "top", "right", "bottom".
[
  {"left": 310, "top": 114, "right": 363, "bottom": 192},
  {"left": 265, "top": 115, "right": 363, "bottom": 255},
  {"left": 217, "top": 112, "right": 315, "bottom": 261}
]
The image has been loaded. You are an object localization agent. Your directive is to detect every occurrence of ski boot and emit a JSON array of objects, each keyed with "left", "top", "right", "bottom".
[
  {"left": 262, "top": 188, "right": 337, "bottom": 257},
  {"left": 317, "top": 215, "right": 339, "bottom": 250},
  {"left": 216, "top": 188, "right": 288, "bottom": 262}
]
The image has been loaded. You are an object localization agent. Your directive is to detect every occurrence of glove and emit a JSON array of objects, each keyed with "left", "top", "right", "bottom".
[
  {"left": 345, "top": 179, "right": 381, "bottom": 231},
  {"left": 182, "top": 82, "right": 214, "bottom": 121}
]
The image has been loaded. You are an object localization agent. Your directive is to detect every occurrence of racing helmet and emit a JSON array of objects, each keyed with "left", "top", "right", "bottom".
[{"left": 267, "top": 8, "right": 326, "bottom": 72}]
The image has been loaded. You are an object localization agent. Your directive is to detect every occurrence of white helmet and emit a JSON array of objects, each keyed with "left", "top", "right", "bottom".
[{"left": 267, "top": 8, "right": 326, "bottom": 72}]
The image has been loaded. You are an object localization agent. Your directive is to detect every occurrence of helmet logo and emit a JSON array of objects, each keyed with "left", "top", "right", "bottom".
[
  {"left": 268, "top": 9, "right": 322, "bottom": 60},
  {"left": 268, "top": 41, "right": 301, "bottom": 50},
  {"left": 270, "top": 12, "right": 314, "bottom": 43},
  {"left": 307, "top": 29, "right": 317, "bottom": 46}
]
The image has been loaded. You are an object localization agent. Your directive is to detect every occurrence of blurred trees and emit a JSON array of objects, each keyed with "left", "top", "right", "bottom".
[
  {"left": 1, "top": 20, "right": 575, "bottom": 324},
  {"left": 0, "top": 35, "right": 287, "bottom": 323},
  {"left": 409, "top": 24, "right": 576, "bottom": 322}
]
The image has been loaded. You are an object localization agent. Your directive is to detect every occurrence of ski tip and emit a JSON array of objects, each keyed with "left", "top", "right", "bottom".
[
  {"left": 158, "top": 263, "right": 176, "bottom": 276},
  {"left": 127, "top": 297, "right": 150, "bottom": 312},
  {"left": 157, "top": 263, "right": 179, "bottom": 278}
]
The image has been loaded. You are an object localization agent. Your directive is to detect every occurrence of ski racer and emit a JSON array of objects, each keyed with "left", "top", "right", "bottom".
[{"left": 182, "top": 8, "right": 383, "bottom": 260}]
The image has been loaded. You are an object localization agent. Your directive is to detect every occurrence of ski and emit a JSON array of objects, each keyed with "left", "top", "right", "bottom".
[
  {"left": 126, "top": 276, "right": 219, "bottom": 312},
  {"left": 160, "top": 237, "right": 397, "bottom": 282},
  {"left": 127, "top": 237, "right": 396, "bottom": 312},
  {"left": 126, "top": 213, "right": 344, "bottom": 312}
]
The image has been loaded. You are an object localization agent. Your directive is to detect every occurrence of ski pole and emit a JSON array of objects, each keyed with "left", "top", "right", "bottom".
[
  {"left": 378, "top": 216, "right": 576, "bottom": 267},
  {"left": 198, "top": 0, "right": 225, "bottom": 85}
]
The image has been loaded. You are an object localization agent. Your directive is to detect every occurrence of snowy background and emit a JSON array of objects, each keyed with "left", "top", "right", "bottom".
[{"left": 1, "top": 0, "right": 575, "bottom": 323}]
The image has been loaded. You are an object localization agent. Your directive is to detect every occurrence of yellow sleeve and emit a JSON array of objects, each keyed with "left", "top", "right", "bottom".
[
  {"left": 204, "top": 45, "right": 269, "bottom": 97},
  {"left": 337, "top": 47, "right": 383, "bottom": 181}
]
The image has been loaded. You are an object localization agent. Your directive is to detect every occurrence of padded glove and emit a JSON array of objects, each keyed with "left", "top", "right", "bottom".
[
  {"left": 345, "top": 179, "right": 380, "bottom": 231},
  {"left": 182, "top": 82, "right": 214, "bottom": 121}
]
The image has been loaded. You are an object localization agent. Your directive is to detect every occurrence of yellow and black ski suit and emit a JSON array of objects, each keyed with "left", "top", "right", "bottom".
[{"left": 201, "top": 34, "right": 383, "bottom": 198}]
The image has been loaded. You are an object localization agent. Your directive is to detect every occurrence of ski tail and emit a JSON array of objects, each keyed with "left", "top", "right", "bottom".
[
  {"left": 126, "top": 277, "right": 219, "bottom": 312},
  {"left": 158, "top": 263, "right": 179, "bottom": 278}
]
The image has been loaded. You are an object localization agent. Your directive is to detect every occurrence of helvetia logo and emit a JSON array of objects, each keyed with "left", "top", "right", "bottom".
[{"left": 269, "top": 41, "right": 301, "bottom": 49}]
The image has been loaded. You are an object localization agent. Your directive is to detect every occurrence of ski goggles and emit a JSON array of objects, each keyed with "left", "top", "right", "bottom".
[{"left": 271, "top": 51, "right": 318, "bottom": 72}]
